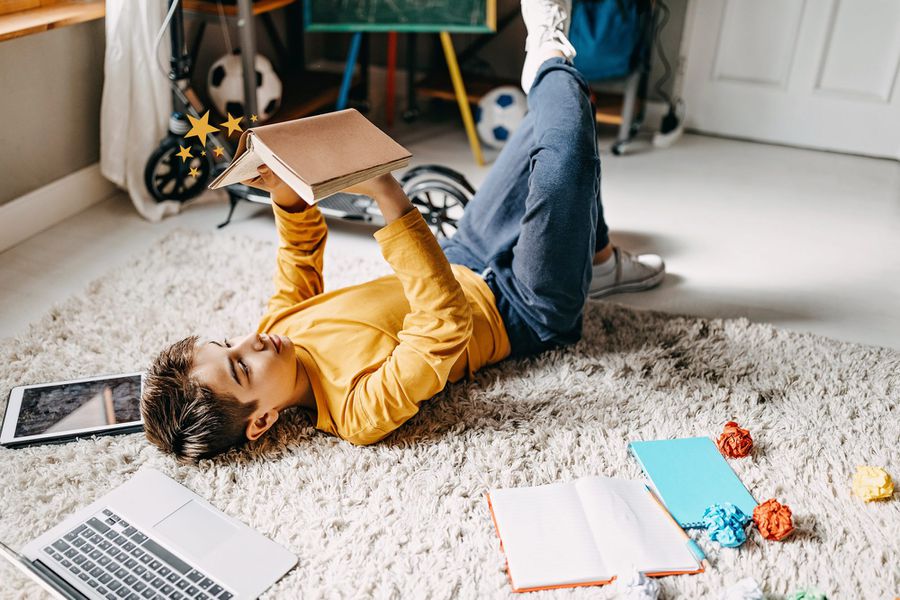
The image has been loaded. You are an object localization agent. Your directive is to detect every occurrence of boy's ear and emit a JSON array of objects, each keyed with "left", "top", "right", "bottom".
[{"left": 246, "top": 408, "right": 279, "bottom": 441}]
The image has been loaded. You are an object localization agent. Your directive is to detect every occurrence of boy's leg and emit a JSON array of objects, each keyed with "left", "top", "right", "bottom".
[
  {"left": 442, "top": 0, "right": 664, "bottom": 354},
  {"left": 439, "top": 75, "right": 610, "bottom": 276},
  {"left": 486, "top": 57, "right": 601, "bottom": 344},
  {"left": 440, "top": 57, "right": 610, "bottom": 350},
  {"left": 439, "top": 110, "right": 537, "bottom": 273}
]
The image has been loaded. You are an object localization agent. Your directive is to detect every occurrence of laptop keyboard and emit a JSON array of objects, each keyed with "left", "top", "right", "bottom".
[{"left": 41, "top": 509, "right": 234, "bottom": 600}]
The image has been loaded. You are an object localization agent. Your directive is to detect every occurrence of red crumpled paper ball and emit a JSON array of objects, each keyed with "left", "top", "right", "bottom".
[
  {"left": 753, "top": 498, "right": 794, "bottom": 541},
  {"left": 717, "top": 421, "right": 753, "bottom": 458}
]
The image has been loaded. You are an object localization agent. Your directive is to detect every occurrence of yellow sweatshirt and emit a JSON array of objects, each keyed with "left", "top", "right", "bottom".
[{"left": 256, "top": 202, "right": 511, "bottom": 445}]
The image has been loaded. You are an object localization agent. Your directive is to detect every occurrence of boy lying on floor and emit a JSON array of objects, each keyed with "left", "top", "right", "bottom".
[{"left": 140, "top": 0, "right": 666, "bottom": 464}]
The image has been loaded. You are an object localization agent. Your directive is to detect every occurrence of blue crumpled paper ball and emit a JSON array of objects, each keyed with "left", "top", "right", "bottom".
[{"left": 702, "top": 503, "right": 751, "bottom": 548}]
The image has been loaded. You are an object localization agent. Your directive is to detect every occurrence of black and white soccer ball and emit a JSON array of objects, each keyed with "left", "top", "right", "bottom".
[
  {"left": 474, "top": 86, "right": 527, "bottom": 149},
  {"left": 207, "top": 49, "right": 282, "bottom": 123}
]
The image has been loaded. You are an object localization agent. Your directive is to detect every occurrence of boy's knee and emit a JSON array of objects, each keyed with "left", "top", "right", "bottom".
[{"left": 529, "top": 62, "right": 591, "bottom": 103}]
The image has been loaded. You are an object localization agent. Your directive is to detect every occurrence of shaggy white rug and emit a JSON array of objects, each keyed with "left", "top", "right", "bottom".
[{"left": 0, "top": 229, "right": 897, "bottom": 599}]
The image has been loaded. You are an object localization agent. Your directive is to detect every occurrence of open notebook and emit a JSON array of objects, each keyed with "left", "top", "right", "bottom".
[{"left": 486, "top": 476, "right": 705, "bottom": 593}]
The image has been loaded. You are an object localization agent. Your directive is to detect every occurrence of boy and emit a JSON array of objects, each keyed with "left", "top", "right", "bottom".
[{"left": 140, "top": 0, "right": 665, "bottom": 464}]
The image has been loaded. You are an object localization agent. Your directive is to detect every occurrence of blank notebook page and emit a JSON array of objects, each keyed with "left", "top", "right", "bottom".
[
  {"left": 489, "top": 481, "right": 611, "bottom": 590},
  {"left": 575, "top": 477, "right": 698, "bottom": 575}
]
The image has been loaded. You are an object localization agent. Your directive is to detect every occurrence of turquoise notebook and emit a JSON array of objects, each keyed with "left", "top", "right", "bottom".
[{"left": 628, "top": 437, "right": 757, "bottom": 528}]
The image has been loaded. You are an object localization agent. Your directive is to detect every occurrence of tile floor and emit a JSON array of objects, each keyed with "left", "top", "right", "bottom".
[{"left": 1, "top": 124, "right": 898, "bottom": 350}]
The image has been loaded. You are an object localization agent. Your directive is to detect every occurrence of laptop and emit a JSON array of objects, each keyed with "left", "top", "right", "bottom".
[{"left": 0, "top": 468, "right": 296, "bottom": 599}]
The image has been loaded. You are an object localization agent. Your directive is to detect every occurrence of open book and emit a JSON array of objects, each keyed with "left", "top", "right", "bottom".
[
  {"left": 208, "top": 109, "right": 412, "bottom": 202},
  {"left": 486, "top": 476, "right": 705, "bottom": 593}
]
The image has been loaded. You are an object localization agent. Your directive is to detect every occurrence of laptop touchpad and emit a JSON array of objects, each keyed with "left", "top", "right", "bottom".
[{"left": 154, "top": 500, "right": 237, "bottom": 558}]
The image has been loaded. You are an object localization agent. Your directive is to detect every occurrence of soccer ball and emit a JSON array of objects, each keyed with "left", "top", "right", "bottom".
[
  {"left": 474, "top": 86, "right": 527, "bottom": 149},
  {"left": 207, "top": 49, "right": 282, "bottom": 123}
]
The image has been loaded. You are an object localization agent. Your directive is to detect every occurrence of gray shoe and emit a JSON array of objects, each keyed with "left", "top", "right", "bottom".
[{"left": 588, "top": 247, "right": 666, "bottom": 299}]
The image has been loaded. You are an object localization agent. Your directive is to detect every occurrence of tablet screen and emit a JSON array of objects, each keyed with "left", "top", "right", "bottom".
[{"left": 15, "top": 374, "right": 143, "bottom": 438}]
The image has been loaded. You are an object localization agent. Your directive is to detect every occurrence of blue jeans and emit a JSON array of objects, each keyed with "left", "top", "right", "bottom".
[{"left": 440, "top": 57, "right": 609, "bottom": 359}]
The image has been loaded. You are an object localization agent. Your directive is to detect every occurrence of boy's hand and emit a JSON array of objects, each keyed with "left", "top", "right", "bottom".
[
  {"left": 241, "top": 165, "right": 310, "bottom": 212},
  {"left": 342, "top": 173, "right": 414, "bottom": 224},
  {"left": 340, "top": 173, "right": 398, "bottom": 199}
]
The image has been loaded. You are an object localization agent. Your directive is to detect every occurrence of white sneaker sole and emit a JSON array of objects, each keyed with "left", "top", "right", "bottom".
[{"left": 588, "top": 268, "right": 666, "bottom": 300}]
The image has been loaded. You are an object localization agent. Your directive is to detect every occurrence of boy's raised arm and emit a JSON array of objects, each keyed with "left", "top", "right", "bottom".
[
  {"left": 242, "top": 166, "right": 327, "bottom": 315},
  {"left": 266, "top": 201, "right": 327, "bottom": 313},
  {"left": 339, "top": 176, "right": 474, "bottom": 445}
]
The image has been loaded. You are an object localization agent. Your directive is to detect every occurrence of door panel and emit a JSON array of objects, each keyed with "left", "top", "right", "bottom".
[
  {"left": 815, "top": 0, "right": 900, "bottom": 100},
  {"left": 682, "top": 0, "right": 900, "bottom": 159},
  {"left": 713, "top": 0, "right": 804, "bottom": 87}
]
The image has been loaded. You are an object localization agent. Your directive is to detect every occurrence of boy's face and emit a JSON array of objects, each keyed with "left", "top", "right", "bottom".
[{"left": 191, "top": 332, "right": 299, "bottom": 417}]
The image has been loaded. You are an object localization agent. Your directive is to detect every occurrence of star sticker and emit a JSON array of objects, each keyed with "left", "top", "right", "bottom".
[
  {"left": 250, "top": 114, "right": 258, "bottom": 122},
  {"left": 213, "top": 146, "right": 224, "bottom": 158},
  {"left": 201, "top": 150, "right": 206, "bottom": 156},
  {"left": 189, "top": 166, "right": 201, "bottom": 178},
  {"left": 176, "top": 145, "right": 193, "bottom": 163},
  {"left": 185, "top": 110, "right": 219, "bottom": 147},
  {"left": 220, "top": 112, "right": 244, "bottom": 136}
]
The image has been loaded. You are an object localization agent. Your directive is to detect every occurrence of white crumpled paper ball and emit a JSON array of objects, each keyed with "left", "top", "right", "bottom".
[{"left": 615, "top": 569, "right": 660, "bottom": 600}]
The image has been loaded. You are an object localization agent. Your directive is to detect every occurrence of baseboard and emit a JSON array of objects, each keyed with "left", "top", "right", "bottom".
[{"left": 0, "top": 163, "right": 118, "bottom": 253}]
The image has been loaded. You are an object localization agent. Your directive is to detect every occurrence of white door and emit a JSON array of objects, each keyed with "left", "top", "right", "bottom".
[{"left": 681, "top": 0, "right": 900, "bottom": 159}]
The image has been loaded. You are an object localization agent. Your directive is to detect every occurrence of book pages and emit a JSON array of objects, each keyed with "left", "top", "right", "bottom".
[
  {"left": 210, "top": 145, "right": 265, "bottom": 188},
  {"left": 488, "top": 482, "right": 611, "bottom": 590},
  {"left": 574, "top": 477, "right": 698, "bottom": 575}
]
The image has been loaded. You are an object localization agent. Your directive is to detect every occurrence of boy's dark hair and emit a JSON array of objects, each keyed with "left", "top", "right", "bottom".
[{"left": 140, "top": 335, "right": 257, "bottom": 464}]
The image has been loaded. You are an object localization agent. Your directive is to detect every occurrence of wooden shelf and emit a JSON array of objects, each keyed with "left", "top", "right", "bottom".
[
  {"left": 593, "top": 91, "right": 643, "bottom": 127},
  {"left": 416, "top": 71, "right": 637, "bottom": 126},
  {"left": 417, "top": 71, "right": 517, "bottom": 105},
  {"left": 209, "top": 68, "right": 360, "bottom": 133},
  {"left": 0, "top": 0, "right": 103, "bottom": 43},
  {"left": 269, "top": 68, "right": 361, "bottom": 123},
  {"left": 182, "top": 0, "right": 296, "bottom": 17}
]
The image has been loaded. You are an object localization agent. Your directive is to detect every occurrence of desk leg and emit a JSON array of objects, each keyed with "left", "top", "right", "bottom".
[
  {"left": 439, "top": 31, "right": 484, "bottom": 166},
  {"left": 386, "top": 32, "right": 397, "bottom": 127},
  {"left": 237, "top": 0, "right": 259, "bottom": 119},
  {"left": 403, "top": 32, "right": 420, "bottom": 121},
  {"left": 337, "top": 32, "right": 363, "bottom": 110}
]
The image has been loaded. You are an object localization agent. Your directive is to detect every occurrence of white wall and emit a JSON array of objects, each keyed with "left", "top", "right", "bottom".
[{"left": 0, "top": 19, "right": 105, "bottom": 207}]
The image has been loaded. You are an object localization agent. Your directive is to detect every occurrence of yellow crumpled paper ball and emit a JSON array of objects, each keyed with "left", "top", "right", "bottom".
[{"left": 851, "top": 465, "right": 894, "bottom": 501}]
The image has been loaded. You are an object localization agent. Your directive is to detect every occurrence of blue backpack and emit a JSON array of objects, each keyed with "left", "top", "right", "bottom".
[{"left": 569, "top": 0, "right": 646, "bottom": 81}]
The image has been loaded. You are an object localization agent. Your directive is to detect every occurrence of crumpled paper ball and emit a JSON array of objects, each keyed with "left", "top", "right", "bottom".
[
  {"left": 787, "top": 588, "right": 827, "bottom": 600},
  {"left": 851, "top": 465, "right": 894, "bottom": 501},
  {"left": 752, "top": 498, "right": 794, "bottom": 541},
  {"left": 615, "top": 569, "right": 660, "bottom": 600},
  {"left": 720, "top": 576, "right": 764, "bottom": 600},
  {"left": 717, "top": 421, "right": 753, "bottom": 458},
  {"left": 702, "top": 503, "right": 750, "bottom": 548}
]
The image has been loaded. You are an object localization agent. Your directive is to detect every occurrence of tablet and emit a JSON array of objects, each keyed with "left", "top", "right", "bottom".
[{"left": 1, "top": 372, "right": 144, "bottom": 448}]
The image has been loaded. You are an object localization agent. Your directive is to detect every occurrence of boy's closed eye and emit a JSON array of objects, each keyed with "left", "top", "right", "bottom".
[{"left": 212, "top": 338, "right": 249, "bottom": 385}]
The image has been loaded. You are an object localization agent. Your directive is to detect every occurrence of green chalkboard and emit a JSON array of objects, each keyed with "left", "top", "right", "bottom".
[{"left": 305, "top": 0, "right": 496, "bottom": 33}]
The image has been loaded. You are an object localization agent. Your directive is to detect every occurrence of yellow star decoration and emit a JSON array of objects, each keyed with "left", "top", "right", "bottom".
[
  {"left": 201, "top": 150, "right": 206, "bottom": 156},
  {"left": 189, "top": 166, "right": 201, "bottom": 178},
  {"left": 213, "top": 146, "right": 224, "bottom": 158},
  {"left": 185, "top": 110, "right": 219, "bottom": 147},
  {"left": 250, "top": 114, "right": 258, "bottom": 122},
  {"left": 220, "top": 112, "right": 243, "bottom": 136},
  {"left": 176, "top": 145, "right": 193, "bottom": 163}
]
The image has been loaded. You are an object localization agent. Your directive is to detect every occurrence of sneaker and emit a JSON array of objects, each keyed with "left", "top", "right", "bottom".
[
  {"left": 520, "top": 0, "right": 577, "bottom": 94},
  {"left": 588, "top": 247, "right": 666, "bottom": 299}
]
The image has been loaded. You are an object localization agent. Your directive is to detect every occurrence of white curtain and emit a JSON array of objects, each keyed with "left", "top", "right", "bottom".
[{"left": 100, "top": 0, "right": 183, "bottom": 221}]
